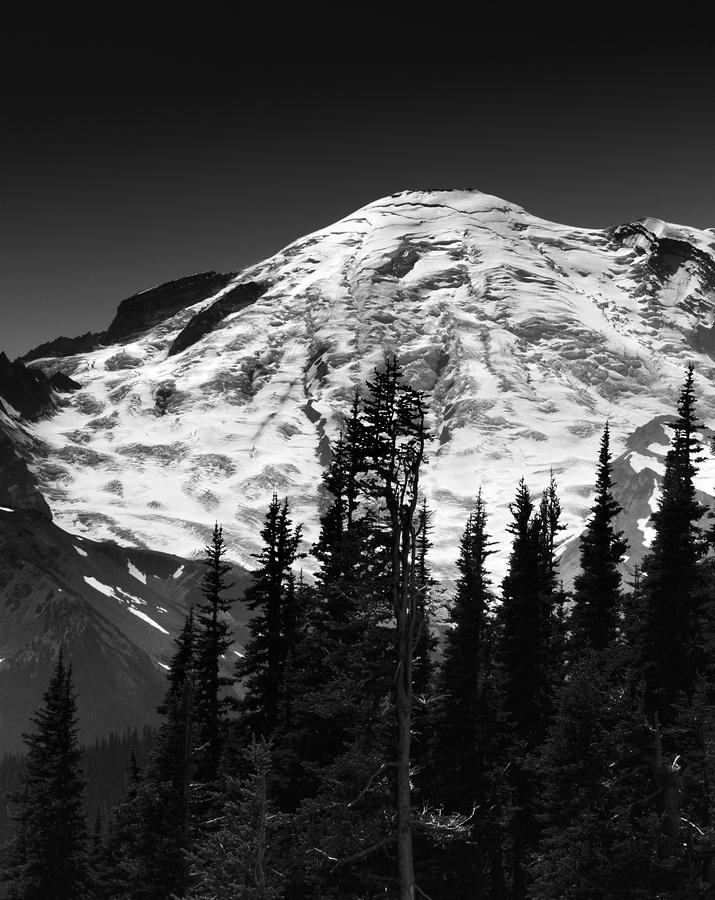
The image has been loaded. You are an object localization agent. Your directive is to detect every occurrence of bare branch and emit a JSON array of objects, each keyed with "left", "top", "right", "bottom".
[
  {"left": 681, "top": 816, "right": 706, "bottom": 837},
  {"left": 307, "top": 847, "right": 338, "bottom": 862},
  {"left": 348, "top": 762, "right": 396, "bottom": 808}
]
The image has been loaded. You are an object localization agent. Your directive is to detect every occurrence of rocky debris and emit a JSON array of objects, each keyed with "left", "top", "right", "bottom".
[
  {"left": 105, "top": 271, "right": 237, "bottom": 344},
  {"left": 153, "top": 381, "right": 177, "bottom": 416},
  {"left": 168, "top": 280, "right": 268, "bottom": 356},
  {"left": 104, "top": 351, "right": 143, "bottom": 371}
]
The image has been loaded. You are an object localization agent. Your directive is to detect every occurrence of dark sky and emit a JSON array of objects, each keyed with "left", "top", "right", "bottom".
[{"left": 2, "top": 12, "right": 714, "bottom": 359}]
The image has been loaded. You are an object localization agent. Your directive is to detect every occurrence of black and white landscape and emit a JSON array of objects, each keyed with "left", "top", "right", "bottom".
[
  {"left": 3, "top": 187, "right": 715, "bottom": 746},
  {"left": 3, "top": 12, "right": 715, "bottom": 900}
]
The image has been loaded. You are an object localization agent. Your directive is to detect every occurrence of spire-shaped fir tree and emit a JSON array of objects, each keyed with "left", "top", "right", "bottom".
[
  {"left": 423, "top": 492, "right": 501, "bottom": 898},
  {"left": 432, "top": 491, "right": 495, "bottom": 810},
  {"left": 194, "top": 524, "right": 234, "bottom": 784},
  {"left": 268, "top": 414, "right": 393, "bottom": 814},
  {"left": 412, "top": 498, "right": 436, "bottom": 704},
  {"left": 639, "top": 364, "right": 707, "bottom": 716},
  {"left": 499, "top": 478, "right": 553, "bottom": 745},
  {"left": 571, "top": 423, "right": 628, "bottom": 652},
  {"left": 237, "top": 496, "right": 303, "bottom": 739},
  {"left": 5, "top": 653, "right": 88, "bottom": 900},
  {"left": 496, "top": 476, "right": 565, "bottom": 899},
  {"left": 141, "top": 608, "right": 198, "bottom": 898}
]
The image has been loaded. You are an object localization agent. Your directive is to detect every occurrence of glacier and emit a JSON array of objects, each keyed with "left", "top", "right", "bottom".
[{"left": 14, "top": 188, "right": 715, "bottom": 586}]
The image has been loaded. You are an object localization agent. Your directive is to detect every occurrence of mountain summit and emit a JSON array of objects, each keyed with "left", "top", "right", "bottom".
[
  {"left": 3, "top": 188, "right": 715, "bottom": 748},
  {"left": 15, "top": 189, "right": 715, "bottom": 578}
]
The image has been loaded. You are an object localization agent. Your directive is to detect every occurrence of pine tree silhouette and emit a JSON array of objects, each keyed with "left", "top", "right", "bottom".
[
  {"left": 639, "top": 365, "right": 707, "bottom": 716},
  {"left": 237, "top": 496, "right": 303, "bottom": 738},
  {"left": 194, "top": 523, "right": 234, "bottom": 783},
  {"left": 571, "top": 423, "right": 628, "bottom": 651},
  {"left": 6, "top": 653, "right": 88, "bottom": 899}
]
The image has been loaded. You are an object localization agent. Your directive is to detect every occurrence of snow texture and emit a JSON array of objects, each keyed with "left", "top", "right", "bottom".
[{"left": 22, "top": 190, "right": 715, "bottom": 583}]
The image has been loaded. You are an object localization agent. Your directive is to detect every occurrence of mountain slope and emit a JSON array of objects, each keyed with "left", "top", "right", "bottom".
[
  {"left": 0, "top": 506, "right": 252, "bottom": 752},
  {"left": 14, "top": 189, "right": 715, "bottom": 587}
]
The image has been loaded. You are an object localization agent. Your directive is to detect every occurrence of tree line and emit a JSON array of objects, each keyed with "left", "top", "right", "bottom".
[{"left": 2, "top": 359, "right": 715, "bottom": 898}]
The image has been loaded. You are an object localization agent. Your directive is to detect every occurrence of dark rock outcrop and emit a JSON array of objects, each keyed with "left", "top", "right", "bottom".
[
  {"left": 168, "top": 280, "right": 268, "bottom": 356},
  {"left": 0, "top": 429, "right": 53, "bottom": 520},
  {"left": 21, "top": 331, "right": 102, "bottom": 363},
  {"left": 50, "top": 371, "right": 81, "bottom": 392},
  {"left": 0, "top": 353, "right": 79, "bottom": 421},
  {"left": 105, "top": 271, "right": 237, "bottom": 344},
  {"left": 0, "top": 352, "right": 56, "bottom": 419},
  {"left": 19, "top": 271, "right": 238, "bottom": 368},
  {"left": 614, "top": 222, "right": 715, "bottom": 290}
]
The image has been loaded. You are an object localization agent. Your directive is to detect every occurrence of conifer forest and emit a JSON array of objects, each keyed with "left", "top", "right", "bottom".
[{"left": 3, "top": 358, "right": 715, "bottom": 900}]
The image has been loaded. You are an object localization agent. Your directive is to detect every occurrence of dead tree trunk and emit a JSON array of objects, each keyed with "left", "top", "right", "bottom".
[
  {"left": 363, "top": 357, "right": 428, "bottom": 900},
  {"left": 391, "top": 417, "right": 425, "bottom": 900},
  {"left": 395, "top": 515, "right": 417, "bottom": 900}
]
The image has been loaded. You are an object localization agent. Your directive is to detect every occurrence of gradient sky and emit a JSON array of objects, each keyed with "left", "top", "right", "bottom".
[{"left": 2, "top": 12, "right": 714, "bottom": 359}]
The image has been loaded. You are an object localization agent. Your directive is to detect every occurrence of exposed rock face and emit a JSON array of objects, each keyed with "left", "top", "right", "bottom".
[
  {"left": 0, "top": 353, "right": 79, "bottom": 424},
  {"left": 614, "top": 219, "right": 715, "bottom": 290},
  {"left": 50, "top": 371, "right": 82, "bottom": 392},
  {"left": 0, "top": 352, "right": 59, "bottom": 420},
  {"left": 169, "top": 280, "right": 269, "bottom": 356},
  {"left": 21, "top": 331, "right": 103, "bottom": 364},
  {"left": 20, "top": 271, "right": 238, "bottom": 366},
  {"left": 0, "top": 429, "right": 53, "bottom": 520},
  {"left": 104, "top": 271, "right": 237, "bottom": 344}
]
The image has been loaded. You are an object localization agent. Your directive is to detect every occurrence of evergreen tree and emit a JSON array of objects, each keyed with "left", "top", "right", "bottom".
[
  {"left": 270, "top": 360, "right": 430, "bottom": 899},
  {"left": 571, "top": 423, "right": 628, "bottom": 652},
  {"left": 87, "top": 809, "right": 105, "bottom": 899},
  {"left": 496, "top": 476, "right": 565, "bottom": 899},
  {"left": 237, "top": 496, "right": 303, "bottom": 739},
  {"left": 5, "top": 653, "right": 88, "bottom": 900},
  {"left": 499, "top": 478, "right": 553, "bottom": 744},
  {"left": 186, "top": 740, "right": 283, "bottom": 900},
  {"left": 432, "top": 491, "right": 495, "bottom": 811},
  {"left": 412, "top": 498, "right": 436, "bottom": 704},
  {"left": 95, "top": 612, "right": 202, "bottom": 900},
  {"left": 99, "top": 750, "right": 145, "bottom": 899},
  {"left": 425, "top": 492, "right": 501, "bottom": 897},
  {"left": 194, "top": 524, "right": 234, "bottom": 784},
  {"left": 537, "top": 471, "right": 569, "bottom": 691},
  {"left": 536, "top": 470, "right": 564, "bottom": 594},
  {"left": 359, "top": 356, "right": 429, "bottom": 900},
  {"left": 639, "top": 365, "right": 707, "bottom": 717},
  {"left": 268, "top": 416, "right": 393, "bottom": 816},
  {"left": 533, "top": 656, "right": 659, "bottom": 899},
  {"left": 138, "top": 608, "right": 198, "bottom": 899}
]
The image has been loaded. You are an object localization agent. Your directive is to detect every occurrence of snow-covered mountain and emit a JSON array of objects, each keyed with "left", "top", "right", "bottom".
[
  {"left": 4, "top": 187, "right": 715, "bottom": 748},
  {"left": 16, "top": 189, "right": 715, "bottom": 581}
]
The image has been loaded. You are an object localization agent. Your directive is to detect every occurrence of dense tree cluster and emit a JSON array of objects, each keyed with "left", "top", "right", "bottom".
[{"left": 3, "top": 360, "right": 715, "bottom": 898}]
